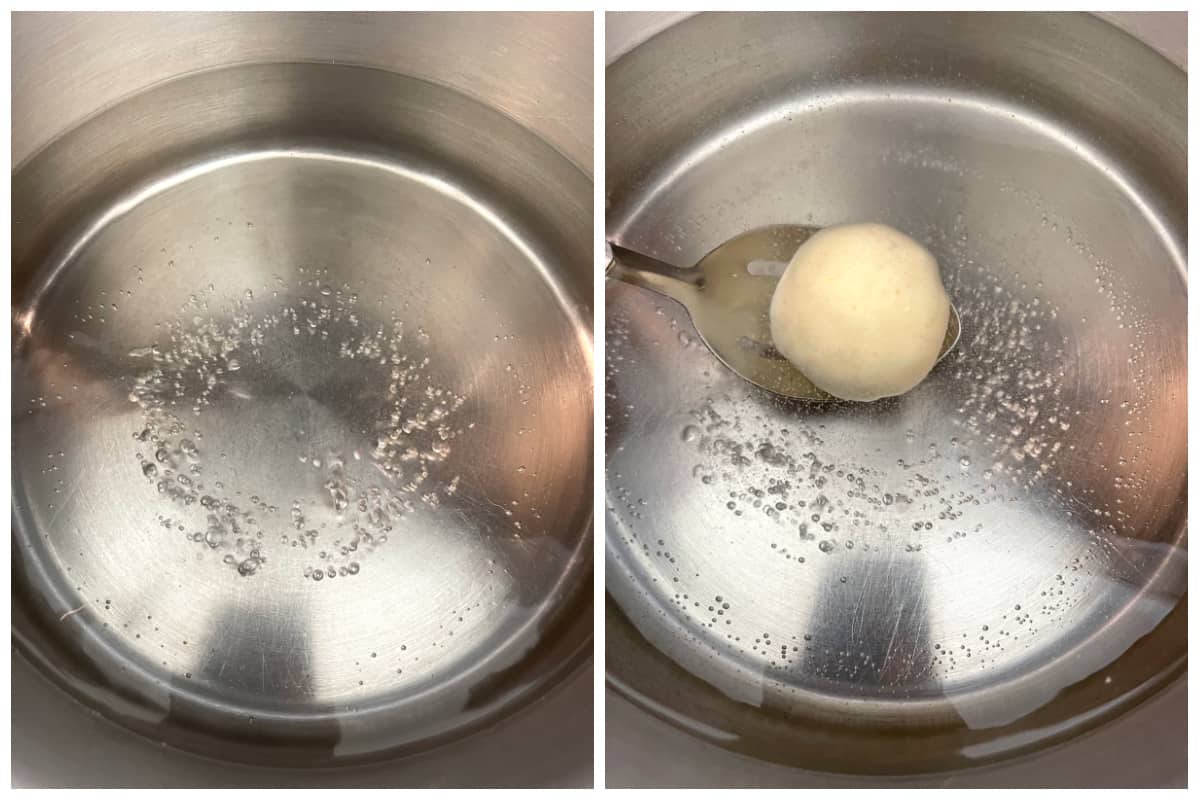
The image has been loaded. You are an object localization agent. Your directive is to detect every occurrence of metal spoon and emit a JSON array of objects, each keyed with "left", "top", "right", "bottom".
[{"left": 607, "top": 224, "right": 961, "bottom": 401}]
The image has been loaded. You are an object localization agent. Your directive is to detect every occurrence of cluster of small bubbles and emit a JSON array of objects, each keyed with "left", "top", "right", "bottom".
[
  {"left": 125, "top": 271, "right": 471, "bottom": 581},
  {"left": 302, "top": 560, "right": 359, "bottom": 582},
  {"left": 659, "top": 395, "right": 1002, "bottom": 569},
  {"left": 938, "top": 206, "right": 1161, "bottom": 533}
]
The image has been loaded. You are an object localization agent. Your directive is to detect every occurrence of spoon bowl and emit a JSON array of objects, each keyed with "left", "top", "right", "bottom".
[{"left": 608, "top": 224, "right": 961, "bottom": 401}]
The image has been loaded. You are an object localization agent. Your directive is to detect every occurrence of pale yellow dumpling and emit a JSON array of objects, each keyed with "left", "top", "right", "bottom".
[{"left": 768, "top": 223, "right": 950, "bottom": 402}]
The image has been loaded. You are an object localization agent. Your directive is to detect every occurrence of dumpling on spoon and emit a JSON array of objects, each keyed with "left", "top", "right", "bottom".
[{"left": 768, "top": 223, "right": 950, "bottom": 402}]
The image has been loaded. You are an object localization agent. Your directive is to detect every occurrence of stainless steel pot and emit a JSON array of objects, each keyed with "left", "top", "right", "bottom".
[
  {"left": 12, "top": 12, "right": 593, "bottom": 787},
  {"left": 605, "top": 11, "right": 1185, "bottom": 785}
]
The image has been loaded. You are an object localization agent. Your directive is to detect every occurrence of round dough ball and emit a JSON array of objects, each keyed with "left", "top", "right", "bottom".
[{"left": 769, "top": 223, "right": 950, "bottom": 402}]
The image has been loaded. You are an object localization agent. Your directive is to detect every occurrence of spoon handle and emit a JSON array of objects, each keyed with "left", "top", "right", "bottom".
[{"left": 606, "top": 242, "right": 702, "bottom": 304}]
